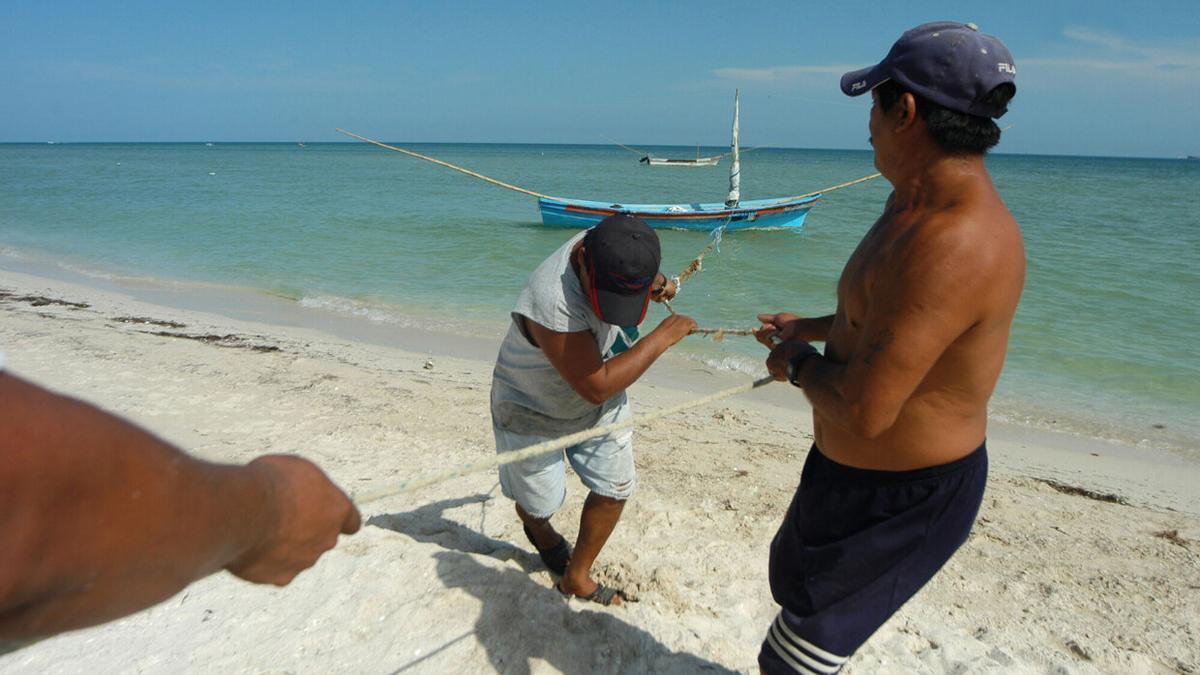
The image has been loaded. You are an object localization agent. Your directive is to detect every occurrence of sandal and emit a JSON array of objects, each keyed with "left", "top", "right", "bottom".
[
  {"left": 555, "top": 581, "right": 626, "bottom": 606},
  {"left": 523, "top": 523, "right": 572, "bottom": 576}
]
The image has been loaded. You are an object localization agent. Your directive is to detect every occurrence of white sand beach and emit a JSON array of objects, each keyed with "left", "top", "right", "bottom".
[{"left": 1, "top": 265, "right": 1197, "bottom": 674}]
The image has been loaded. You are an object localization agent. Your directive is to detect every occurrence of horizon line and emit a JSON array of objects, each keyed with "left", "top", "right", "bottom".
[{"left": 0, "top": 140, "right": 1191, "bottom": 162}]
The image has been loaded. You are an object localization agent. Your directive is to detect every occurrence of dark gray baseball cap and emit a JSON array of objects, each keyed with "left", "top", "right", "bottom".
[
  {"left": 583, "top": 214, "right": 661, "bottom": 326},
  {"left": 840, "top": 21, "right": 1016, "bottom": 118}
]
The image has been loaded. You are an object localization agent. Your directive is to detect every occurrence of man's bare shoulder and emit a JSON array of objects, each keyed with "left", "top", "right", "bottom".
[
  {"left": 871, "top": 201, "right": 1024, "bottom": 323},
  {"left": 910, "top": 198, "right": 1023, "bottom": 273}
]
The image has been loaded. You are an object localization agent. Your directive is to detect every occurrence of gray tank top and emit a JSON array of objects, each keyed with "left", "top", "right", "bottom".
[{"left": 490, "top": 232, "right": 638, "bottom": 435}]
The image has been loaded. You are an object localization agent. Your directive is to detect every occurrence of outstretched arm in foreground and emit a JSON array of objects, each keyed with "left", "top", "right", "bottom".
[{"left": 0, "top": 372, "right": 361, "bottom": 641}]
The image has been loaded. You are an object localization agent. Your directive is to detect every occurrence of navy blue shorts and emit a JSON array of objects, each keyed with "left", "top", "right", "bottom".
[{"left": 759, "top": 443, "right": 987, "bottom": 674}]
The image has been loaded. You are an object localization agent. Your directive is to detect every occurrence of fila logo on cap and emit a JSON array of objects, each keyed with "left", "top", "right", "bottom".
[
  {"left": 998, "top": 63, "right": 1016, "bottom": 74},
  {"left": 850, "top": 80, "right": 868, "bottom": 91}
]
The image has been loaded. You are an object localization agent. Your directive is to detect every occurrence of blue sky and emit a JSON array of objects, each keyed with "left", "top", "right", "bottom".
[{"left": 3, "top": 1, "right": 1198, "bottom": 157}]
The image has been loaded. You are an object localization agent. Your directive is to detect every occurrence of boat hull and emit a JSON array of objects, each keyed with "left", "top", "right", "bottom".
[
  {"left": 538, "top": 195, "right": 820, "bottom": 231},
  {"left": 644, "top": 156, "right": 722, "bottom": 167}
]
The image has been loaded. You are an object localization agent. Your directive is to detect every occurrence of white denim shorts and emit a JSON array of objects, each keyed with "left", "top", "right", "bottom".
[{"left": 493, "top": 399, "right": 636, "bottom": 519}]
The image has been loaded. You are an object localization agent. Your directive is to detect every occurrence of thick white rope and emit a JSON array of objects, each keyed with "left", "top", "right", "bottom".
[{"left": 355, "top": 375, "right": 776, "bottom": 505}]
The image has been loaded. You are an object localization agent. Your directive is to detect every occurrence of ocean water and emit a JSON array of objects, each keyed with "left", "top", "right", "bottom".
[{"left": 1, "top": 142, "right": 1197, "bottom": 454}]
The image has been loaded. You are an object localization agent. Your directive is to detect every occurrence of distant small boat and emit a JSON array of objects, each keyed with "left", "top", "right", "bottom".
[
  {"left": 641, "top": 145, "right": 722, "bottom": 167},
  {"left": 298, "top": 142, "right": 307, "bottom": 149},
  {"left": 205, "top": 142, "right": 214, "bottom": 147},
  {"left": 1187, "top": 155, "right": 1200, "bottom": 161},
  {"left": 612, "top": 140, "right": 722, "bottom": 167},
  {"left": 641, "top": 154, "right": 722, "bottom": 167}
]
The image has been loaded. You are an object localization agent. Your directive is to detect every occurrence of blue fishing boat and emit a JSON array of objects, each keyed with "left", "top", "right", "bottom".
[{"left": 537, "top": 194, "right": 820, "bottom": 231}]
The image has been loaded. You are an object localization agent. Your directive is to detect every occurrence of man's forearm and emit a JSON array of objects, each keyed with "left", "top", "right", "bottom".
[
  {"left": 797, "top": 356, "right": 900, "bottom": 439},
  {"left": 585, "top": 330, "right": 672, "bottom": 402},
  {"left": 796, "top": 315, "right": 835, "bottom": 342},
  {"left": 795, "top": 356, "right": 866, "bottom": 434},
  {"left": 0, "top": 374, "right": 273, "bottom": 638}
]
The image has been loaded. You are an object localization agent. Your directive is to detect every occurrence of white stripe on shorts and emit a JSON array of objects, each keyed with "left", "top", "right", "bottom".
[{"left": 765, "top": 613, "right": 847, "bottom": 674}]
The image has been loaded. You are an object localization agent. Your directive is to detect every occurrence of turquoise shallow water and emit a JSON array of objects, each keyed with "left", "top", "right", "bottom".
[{"left": 1, "top": 142, "right": 1197, "bottom": 454}]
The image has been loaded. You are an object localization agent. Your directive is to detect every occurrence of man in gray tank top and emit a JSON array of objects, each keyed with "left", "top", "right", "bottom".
[{"left": 491, "top": 214, "right": 696, "bottom": 605}]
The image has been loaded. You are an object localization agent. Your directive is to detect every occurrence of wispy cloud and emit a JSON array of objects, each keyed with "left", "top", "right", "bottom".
[
  {"left": 712, "top": 64, "right": 853, "bottom": 83},
  {"left": 1062, "top": 26, "right": 1131, "bottom": 52},
  {"left": 1022, "top": 26, "right": 1200, "bottom": 82},
  {"left": 713, "top": 27, "right": 1200, "bottom": 90},
  {"left": 703, "top": 63, "right": 870, "bottom": 109}
]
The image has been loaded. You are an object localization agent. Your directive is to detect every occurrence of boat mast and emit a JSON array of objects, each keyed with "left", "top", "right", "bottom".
[{"left": 725, "top": 89, "right": 741, "bottom": 207}]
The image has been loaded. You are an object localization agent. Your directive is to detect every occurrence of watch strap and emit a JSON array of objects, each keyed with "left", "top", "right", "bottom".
[{"left": 787, "top": 346, "right": 817, "bottom": 387}]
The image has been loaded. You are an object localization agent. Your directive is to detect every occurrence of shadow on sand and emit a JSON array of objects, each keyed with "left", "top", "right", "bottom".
[{"left": 369, "top": 495, "right": 737, "bottom": 675}]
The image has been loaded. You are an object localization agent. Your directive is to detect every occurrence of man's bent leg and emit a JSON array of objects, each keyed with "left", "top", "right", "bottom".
[
  {"left": 495, "top": 424, "right": 573, "bottom": 573},
  {"left": 559, "top": 400, "right": 635, "bottom": 601},
  {"left": 495, "top": 423, "right": 569, "bottom": 519},
  {"left": 515, "top": 502, "right": 566, "bottom": 551},
  {"left": 558, "top": 491, "right": 626, "bottom": 601}
]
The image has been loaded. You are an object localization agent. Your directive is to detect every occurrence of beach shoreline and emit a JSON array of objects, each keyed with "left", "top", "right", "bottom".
[
  {"left": 4, "top": 242, "right": 1195, "bottom": 461},
  {"left": 4, "top": 248, "right": 1195, "bottom": 509},
  {"left": 2, "top": 262, "right": 1198, "bottom": 673}
]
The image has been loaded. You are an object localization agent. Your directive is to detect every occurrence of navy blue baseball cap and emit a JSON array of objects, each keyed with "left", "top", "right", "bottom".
[
  {"left": 840, "top": 21, "right": 1016, "bottom": 119},
  {"left": 583, "top": 214, "right": 661, "bottom": 326}
]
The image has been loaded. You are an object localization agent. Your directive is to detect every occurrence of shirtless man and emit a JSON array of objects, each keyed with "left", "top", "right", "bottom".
[{"left": 753, "top": 22, "right": 1025, "bottom": 673}]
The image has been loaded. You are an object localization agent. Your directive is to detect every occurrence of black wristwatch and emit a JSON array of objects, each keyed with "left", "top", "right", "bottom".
[{"left": 786, "top": 345, "right": 819, "bottom": 387}]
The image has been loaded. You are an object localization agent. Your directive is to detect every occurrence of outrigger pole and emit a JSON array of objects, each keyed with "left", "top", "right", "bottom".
[
  {"left": 768, "top": 171, "right": 882, "bottom": 205},
  {"left": 335, "top": 128, "right": 551, "bottom": 199}
]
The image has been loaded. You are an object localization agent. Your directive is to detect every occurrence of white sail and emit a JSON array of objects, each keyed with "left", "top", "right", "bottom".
[{"left": 726, "top": 89, "right": 741, "bottom": 207}]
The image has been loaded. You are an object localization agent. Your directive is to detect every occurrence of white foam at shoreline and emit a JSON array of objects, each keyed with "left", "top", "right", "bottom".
[{"left": 298, "top": 294, "right": 415, "bottom": 326}]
